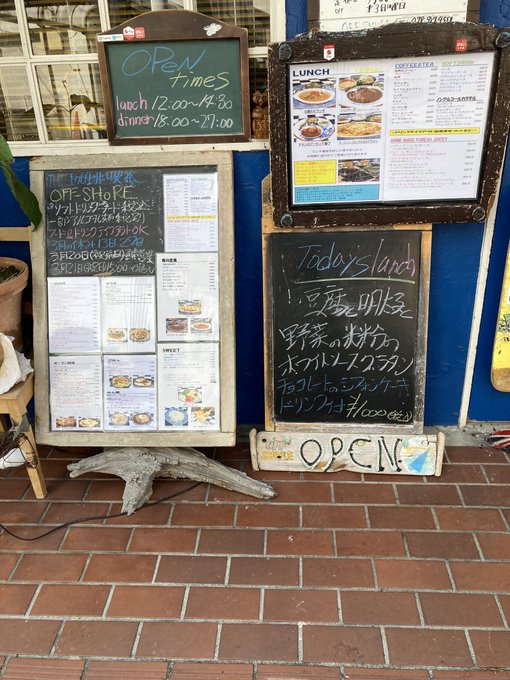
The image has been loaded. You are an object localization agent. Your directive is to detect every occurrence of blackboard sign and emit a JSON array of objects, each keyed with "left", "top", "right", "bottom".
[
  {"left": 30, "top": 151, "right": 237, "bottom": 448},
  {"left": 45, "top": 168, "right": 165, "bottom": 277},
  {"left": 97, "top": 11, "right": 250, "bottom": 144},
  {"left": 267, "top": 230, "right": 427, "bottom": 429}
]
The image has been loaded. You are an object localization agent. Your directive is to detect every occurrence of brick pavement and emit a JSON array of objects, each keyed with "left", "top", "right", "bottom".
[{"left": 0, "top": 444, "right": 509, "bottom": 678}]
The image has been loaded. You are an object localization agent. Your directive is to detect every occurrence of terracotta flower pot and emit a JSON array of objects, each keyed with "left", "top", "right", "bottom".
[{"left": 0, "top": 257, "right": 29, "bottom": 351}]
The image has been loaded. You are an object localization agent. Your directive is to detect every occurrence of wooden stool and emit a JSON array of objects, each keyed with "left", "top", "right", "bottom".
[{"left": 0, "top": 372, "right": 47, "bottom": 498}]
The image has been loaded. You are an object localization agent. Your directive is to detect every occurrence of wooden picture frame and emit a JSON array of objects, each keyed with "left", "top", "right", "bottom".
[
  {"left": 268, "top": 22, "right": 510, "bottom": 228},
  {"left": 97, "top": 10, "right": 251, "bottom": 144},
  {"left": 30, "top": 151, "right": 236, "bottom": 447}
]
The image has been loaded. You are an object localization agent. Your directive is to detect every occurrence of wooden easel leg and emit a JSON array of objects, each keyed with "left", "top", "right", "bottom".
[
  {"left": 8, "top": 407, "right": 47, "bottom": 499},
  {"left": 21, "top": 430, "right": 47, "bottom": 499}
]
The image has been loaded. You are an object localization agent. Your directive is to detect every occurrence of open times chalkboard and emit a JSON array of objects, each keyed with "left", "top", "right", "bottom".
[
  {"left": 97, "top": 10, "right": 250, "bottom": 144},
  {"left": 30, "top": 152, "right": 236, "bottom": 447},
  {"left": 265, "top": 228, "right": 430, "bottom": 432}
]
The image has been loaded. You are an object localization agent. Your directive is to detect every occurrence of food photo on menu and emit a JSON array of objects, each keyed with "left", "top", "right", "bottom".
[
  {"left": 293, "top": 114, "right": 335, "bottom": 143},
  {"left": 164, "top": 385, "right": 216, "bottom": 428},
  {"left": 338, "top": 158, "right": 381, "bottom": 183},
  {"left": 292, "top": 78, "right": 337, "bottom": 109},
  {"left": 337, "top": 112, "right": 382, "bottom": 140},
  {"left": 338, "top": 72, "right": 384, "bottom": 109},
  {"left": 55, "top": 415, "right": 102, "bottom": 430}
]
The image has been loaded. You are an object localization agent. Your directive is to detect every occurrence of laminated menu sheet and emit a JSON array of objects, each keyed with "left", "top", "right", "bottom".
[
  {"left": 289, "top": 52, "right": 494, "bottom": 205},
  {"left": 157, "top": 343, "right": 220, "bottom": 431}
]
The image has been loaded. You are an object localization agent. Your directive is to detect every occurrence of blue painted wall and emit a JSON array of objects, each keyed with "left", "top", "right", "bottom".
[
  {"left": 468, "top": 1, "right": 510, "bottom": 421},
  {"left": 1, "top": 0, "right": 507, "bottom": 426},
  {"left": 233, "top": 151, "right": 269, "bottom": 424}
]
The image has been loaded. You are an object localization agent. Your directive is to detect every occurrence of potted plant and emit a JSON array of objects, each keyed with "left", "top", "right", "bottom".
[{"left": 0, "top": 133, "right": 41, "bottom": 350}]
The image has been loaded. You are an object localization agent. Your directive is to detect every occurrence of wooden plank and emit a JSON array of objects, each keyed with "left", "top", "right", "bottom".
[
  {"left": 0, "top": 227, "right": 31, "bottom": 242},
  {"left": 30, "top": 151, "right": 236, "bottom": 447},
  {"left": 250, "top": 428, "right": 445, "bottom": 476}
]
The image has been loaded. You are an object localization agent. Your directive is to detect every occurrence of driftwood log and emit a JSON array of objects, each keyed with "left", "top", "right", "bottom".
[{"left": 68, "top": 447, "right": 276, "bottom": 514}]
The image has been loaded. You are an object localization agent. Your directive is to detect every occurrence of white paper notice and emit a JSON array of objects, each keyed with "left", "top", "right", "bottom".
[
  {"left": 103, "top": 354, "right": 157, "bottom": 430},
  {"left": 157, "top": 343, "right": 220, "bottom": 431},
  {"left": 101, "top": 277, "right": 156, "bottom": 353},
  {"left": 288, "top": 52, "right": 494, "bottom": 205},
  {"left": 50, "top": 355, "right": 103, "bottom": 431},
  {"left": 156, "top": 253, "right": 219, "bottom": 342},
  {"left": 163, "top": 173, "right": 218, "bottom": 252},
  {"left": 384, "top": 53, "right": 494, "bottom": 201},
  {"left": 48, "top": 278, "right": 101, "bottom": 354},
  {"left": 319, "top": 0, "right": 468, "bottom": 32}
]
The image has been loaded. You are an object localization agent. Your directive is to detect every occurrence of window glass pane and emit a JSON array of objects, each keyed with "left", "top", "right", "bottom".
[
  {"left": 109, "top": 1, "right": 184, "bottom": 29},
  {"left": 25, "top": 1, "right": 101, "bottom": 55},
  {"left": 196, "top": 1, "right": 270, "bottom": 47},
  {"left": 0, "top": 65, "right": 38, "bottom": 140},
  {"left": 0, "top": 0, "right": 22, "bottom": 56},
  {"left": 36, "top": 62, "right": 106, "bottom": 140},
  {"left": 249, "top": 56, "right": 267, "bottom": 139}
]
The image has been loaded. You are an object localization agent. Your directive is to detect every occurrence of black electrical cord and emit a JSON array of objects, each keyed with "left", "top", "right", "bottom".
[{"left": 0, "top": 481, "right": 203, "bottom": 542}]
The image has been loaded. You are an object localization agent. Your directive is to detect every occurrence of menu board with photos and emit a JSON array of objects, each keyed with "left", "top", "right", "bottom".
[
  {"left": 289, "top": 52, "right": 494, "bottom": 206},
  {"left": 268, "top": 23, "right": 510, "bottom": 228},
  {"left": 31, "top": 152, "right": 236, "bottom": 446}
]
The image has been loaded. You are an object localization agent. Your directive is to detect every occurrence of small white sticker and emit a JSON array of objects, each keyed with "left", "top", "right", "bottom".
[
  {"left": 324, "top": 44, "right": 335, "bottom": 61},
  {"left": 97, "top": 34, "right": 124, "bottom": 42}
]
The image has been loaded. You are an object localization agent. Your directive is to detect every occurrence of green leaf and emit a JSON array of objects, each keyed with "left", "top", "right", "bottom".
[
  {"left": 0, "top": 134, "right": 14, "bottom": 164},
  {"left": 0, "top": 134, "right": 42, "bottom": 228},
  {"left": 9, "top": 170, "right": 42, "bottom": 227},
  {"left": 0, "top": 160, "right": 16, "bottom": 195}
]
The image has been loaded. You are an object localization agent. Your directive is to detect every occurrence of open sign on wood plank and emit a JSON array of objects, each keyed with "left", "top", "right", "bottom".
[{"left": 250, "top": 428, "right": 444, "bottom": 475}]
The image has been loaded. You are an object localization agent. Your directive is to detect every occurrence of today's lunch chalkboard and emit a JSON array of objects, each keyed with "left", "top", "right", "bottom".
[
  {"left": 267, "top": 229, "right": 428, "bottom": 431},
  {"left": 97, "top": 10, "right": 250, "bottom": 144}
]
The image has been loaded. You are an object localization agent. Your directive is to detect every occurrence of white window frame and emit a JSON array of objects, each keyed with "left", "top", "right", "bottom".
[{"left": 2, "top": 0, "right": 283, "bottom": 155}]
